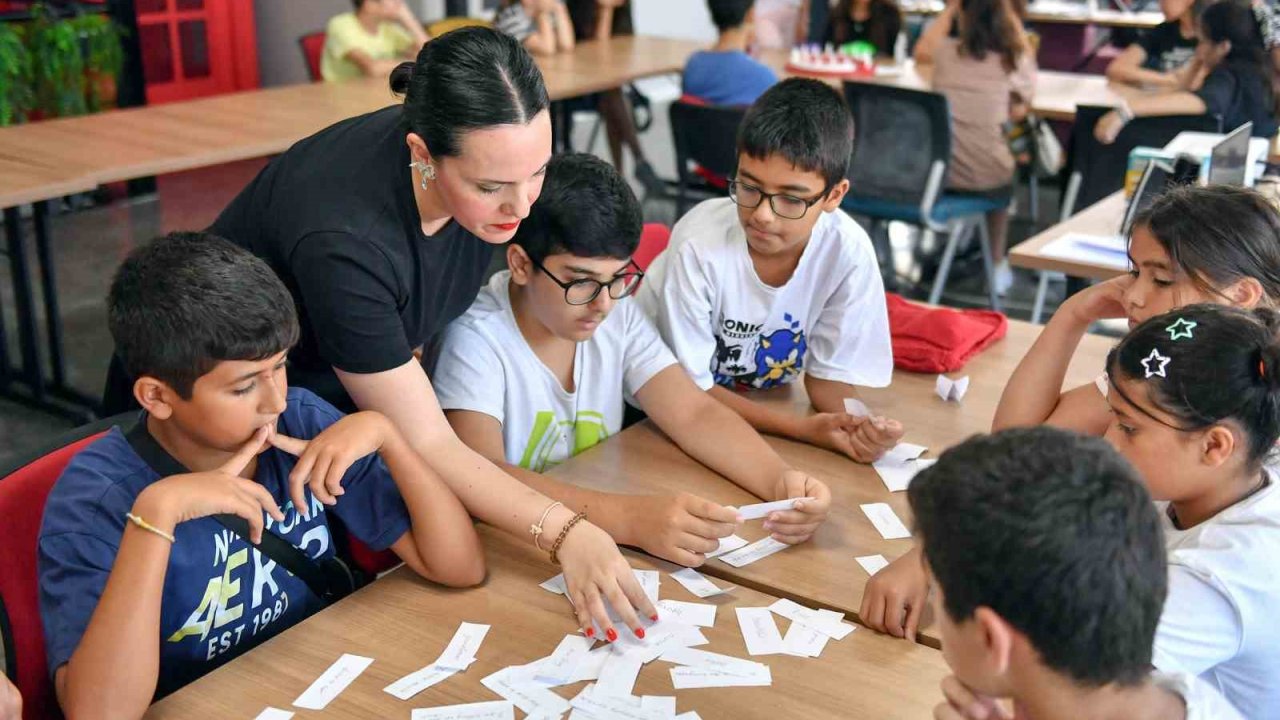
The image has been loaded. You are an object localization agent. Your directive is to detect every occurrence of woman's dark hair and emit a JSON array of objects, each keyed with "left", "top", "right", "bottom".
[
  {"left": 1107, "top": 304, "right": 1280, "bottom": 471},
  {"left": 957, "top": 0, "right": 1028, "bottom": 72},
  {"left": 1200, "top": 0, "right": 1277, "bottom": 114},
  {"left": 389, "top": 26, "right": 549, "bottom": 158},
  {"left": 1131, "top": 184, "right": 1280, "bottom": 303},
  {"left": 826, "top": 0, "right": 904, "bottom": 55}
]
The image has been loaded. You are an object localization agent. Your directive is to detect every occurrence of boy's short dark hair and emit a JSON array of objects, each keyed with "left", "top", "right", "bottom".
[
  {"left": 708, "top": 0, "right": 755, "bottom": 31},
  {"left": 908, "top": 427, "right": 1167, "bottom": 688},
  {"left": 107, "top": 231, "right": 300, "bottom": 399},
  {"left": 737, "top": 78, "right": 855, "bottom": 190},
  {"left": 513, "top": 152, "right": 642, "bottom": 264}
]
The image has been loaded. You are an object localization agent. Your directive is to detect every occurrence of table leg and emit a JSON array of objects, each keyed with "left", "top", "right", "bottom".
[
  {"left": 3, "top": 206, "right": 47, "bottom": 401},
  {"left": 33, "top": 201, "right": 66, "bottom": 387}
]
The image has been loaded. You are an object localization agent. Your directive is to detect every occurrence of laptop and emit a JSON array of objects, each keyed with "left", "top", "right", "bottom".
[
  {"left": 1207, "top": 121, "right": 1253, "bottom": 186},
  {"left": 1119, "top": 157, "right": 1171, "bottom": 237}
]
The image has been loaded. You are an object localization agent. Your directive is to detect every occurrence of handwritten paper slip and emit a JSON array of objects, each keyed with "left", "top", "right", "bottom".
[
  {"left": 658, "top": 647, "right": 769, "bottom": 678},
  {"left": 481, "top": 666, "right": 572, "bottom": 717},
  {"left": 293, "top": 653, "right": 374, "bottom": 710},
  {"left": 856, "top": 554, "right": 891, "bottom": 576},
  {"left": 935, "top": 375, "right": 970, "bottom": 402},
  {"left": 719, "top": 536, "right": 789, "bottom": 567},
  {"left": 411, "top": 700, "right": 516, "bottom": 720},
  {"left": 655, "top": 599, "right": 717, "bottom": 627},
  {"left": 705, "top": 534, "right": 748, "bottom": 559},
  {"left": 676, "top": 713, "right": 704, "bottom": 720},
  {"left": 873, "top": 443, "right": 934, "bottom": 492},
  {"left": 252, "top": 709, "right": 294, "bottom": 720},
  {"left": 540, "top": 574, "right": 568, "bottom": 595},
  {"left": 843, "top": 398, "right": 871, "bottom": 418},
  {"left": 385, "top": 664, "right": 471, "bottom": 701},
  {"left": 768, "top": 599, "right": 856, "bottom": 640},
  {"left": 735, "top": 607, "right": 786, "bottom": 655},
  {"left": 782, "top": 621, "right": 831, "bottom": 658},
  {"left": 641, "top": 696, "right": 678, "bottom": 717},
  {"left": 733, "top": 497, "right": 813, "bottom": 520},
  {"left": 437, "top": 622, "right": 490, "bottom": 670},
  {"left": 635, "top": 570, "right": 661, "bottom": 604},
  {"left": 535, "top": 634, "right": 596, "bottom": 685},
  {"left": 569, "top": 686, "right": 667, "bottom": 720},
  {"left": 595, "top": 652, "right": 645, "bottom": 697},
  {"left": 669, "top": 567, "right": 735, "bottom": 598},
  {"left": 669, "top": 665, "right": 773, "bottom": 689},
  {"left": 861, "top": 502, "right": 912, "bottom": 540}
]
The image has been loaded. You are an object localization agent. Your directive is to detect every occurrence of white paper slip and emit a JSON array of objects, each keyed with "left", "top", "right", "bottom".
[
  {"left": 481, "top": 667, "right": 571, "bottom": 717},
  {"left": 855, "top": 554, "right": 891, "bottom": 576},
  {"left": 436, "top": 622, "right": 490, "bottom": 671},
  {"left": 658, "top": 646, "right": 768, "bottom": 677},
  {"left": 734, "top": 497, "right": 814, "bottom": 521},
  {"left": 293, "top": 653, "right": 374, "bottom": 710},
  {"left": 655, "top": 599, "right": 717, "bottom": 628},
  {"left": 705, "top": 534, "right": 748, "bottom": 559},
  {"left": 843, "top": 397, "right": 870, "bottom": 418},
  {"left": 536, "top": 634, "right": 596, "bottom": 685},
  {"left": 675, "top": 713, "right": 703, "bottom": 720},
  {"left": 641, "top": 696, "right": 677, "bottom": 717},
  {"left": 670, "top": 665, "right": 772, "bottom": 689},
  {"left": 768, "top": 599, "right": 855, "bottom": 640},
  {"left": 570, "top": 689, "right": 665, "bottom": 720},
  {"left": 872, "top": 443, "right": 932, "bottom": 493},
  {"left": 935, "top": 374, "right": 970, "bottom": 402},
  {"left": 1039, "top": 232, "right": 1130, "bottom": 271},
  {"left": 566, "top": 646, "right": 612, "bottom": 684},
  {"left": 719, "top": 536, "right": 789, "bottom": 568},
  {"left": 783, "top": 620, "right": 830, "bottom": 658},
  {"left": 861, "top": 502, "right": 912, "bottom": 540},
  {"left": 540, "top": 573, "right": 567, "bottom": 595},
  {"left": 616, "top": 622, "right": 709, "bottom": 664},
  {"left": 411, "top": 700, "right": 516, "bottom": 720},
  {"left": 735, "top": 607, "right": 785, "bottom": 655},
  {"left": 595, "top": 652, "right": 644, "bottom": 697},
  {"left": 669, "top": 567, "right": 735, "bottom": 598},
  {"left": 253, "top": 709, "right": 294, "bottom": 720},
  {"left": 634, "top": 569, "right": 661, "bottom": 604},
  {"left": 384, "top": 664, "right": 463, "bottom": 700}
]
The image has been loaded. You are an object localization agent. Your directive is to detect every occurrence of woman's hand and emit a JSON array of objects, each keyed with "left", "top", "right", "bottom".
[{"left": 557, "top": 521, "right": 659, "bottom": 642}]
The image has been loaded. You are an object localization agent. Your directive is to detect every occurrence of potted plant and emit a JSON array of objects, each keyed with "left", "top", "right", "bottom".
[
  {"left": 72, "top": 12, "right": 124, "bottom": 112},
  {"left": 0, "top": 20, "right": 34, "bottom": 125},
  {"left": 28, "top": 2, "right": 87, "bottom": 118}
]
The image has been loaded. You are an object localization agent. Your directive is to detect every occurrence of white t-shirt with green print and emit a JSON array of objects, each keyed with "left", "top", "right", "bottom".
[{"left": 434, "top": 271, "right": 677, "bottom": 471}]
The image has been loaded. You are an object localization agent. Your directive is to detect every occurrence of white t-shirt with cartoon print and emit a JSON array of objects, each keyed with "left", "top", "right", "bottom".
[
  {"left": 1151, "top": 671, "right": 1246, "bottom": 720},
  {"left": 636, "top": 198, "right": 893, "bottom": 392},
  {"left": 433, "top": 271, "right": 676, "bottom": 472},
  {"left": 1153, "top": 474, "right": 1280, "bottom": 720}
]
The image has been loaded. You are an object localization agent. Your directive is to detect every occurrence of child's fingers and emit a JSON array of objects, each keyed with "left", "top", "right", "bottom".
[
  {"left": 860, "top": 588, "right": 888, "bottom": 633},
  {"left": 307, "top": 454, "right": 337, "bottom": 506},
  {"left": 268, "top": 432, "right": 309, "bottom": 457},
  {"left": 322, "top": 454, "right": 351, "bottom": 502},
  {"left": 769, "top": 527, "right": 817, "bottom": 545},
  {"left": 237, "top": 478, "right": 285, "bottom": 523},
  {"left": 221, "top": 427, "right": 269, "bottom": 476}
]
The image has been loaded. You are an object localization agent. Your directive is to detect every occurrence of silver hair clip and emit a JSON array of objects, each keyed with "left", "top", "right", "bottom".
[{"left": 1141, "top": 348, "right": 1171, "bottom": 379}]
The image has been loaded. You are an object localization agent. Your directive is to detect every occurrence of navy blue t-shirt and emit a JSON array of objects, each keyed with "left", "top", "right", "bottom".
[
  {"left": 38, "top": 387, "right": 411, "bottom": 698},
  {"left": 682, "top": 50, "right": 778, "bottom": 107}
]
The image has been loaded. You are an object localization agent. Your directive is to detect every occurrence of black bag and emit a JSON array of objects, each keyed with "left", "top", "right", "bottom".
[{"left": 124, "top": 419, "right": 359, "bottom": 604}]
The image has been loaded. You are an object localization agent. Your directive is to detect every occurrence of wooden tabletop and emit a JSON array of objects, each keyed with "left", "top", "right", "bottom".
[
  {"left": 0, "top": 36, "right": 698, "bottom": 207},
  {"left": 899, "top": 0, "right": 1164, "bottom": 28},
  {"left": 1008, "top": 191, "right": 1128, "bottom": 279},
  {"left": 546, "top": 319, "right": 1114, "bottom": 646},
  {"left": 146, "top": 526, "right": 949, "bottom": 719}
]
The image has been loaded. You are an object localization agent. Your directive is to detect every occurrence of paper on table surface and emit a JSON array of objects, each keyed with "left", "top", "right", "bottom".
[
  {"left": 437, "top": 622, "right": 490, "bottom": 671},
  {"left": 1038, "top": 233, "right": 1131, "bottom": 271},
  {"left": 705, "top": 534, "right": 748, "bottom": 559},
  {"left": 658, "top": 646, "right": 768, "bottom": 677},
  {"left": 411, "top": 700, "right": 516, "bottom": 720},
  {"left": 481, "top": 666, "right": 571, "bottom": 716},
  {"left": 768, "top": 599, "right": 855, "bottom": 640},
  {"left": 655, "top": 599, "right": 717, "bottom": 627},
  {"left": 718, "top": 536, "right": 789, "bottom": 567},
  {"left": 733, "top": 497, "right": 813, "bottom": 521},
  {"left": 669, "top": 665, "right": 772, "bottom": 689},
  {"left": 861, "top": 502, "right": 912, "bottom": 540},
  {"left": 634, "top": 569, "right": 661, "bottom": 604},
  {"left": 873, "top": 442, "right": 933, "bottom": 493},
  {"left": 935, "top": 374, "right": 970, "bottom": 402},
  {"left": 856, "top": 554, "right": 891, "bottom": 576},
  {"left": 641, "top": 696, "right": 677, "bottom": 717},
  {"left": 782, "top": 620, "right": 830, "bottom": 658},
  {"left": 595, "top": 651, "right": 644, "bottom": 697},
  {"left": 735, "top": 607, "right": 785, "bottom": 655},
  {"left": 536, "top": 634, "right": 595, "bottom": 685},
  {"left": 292, "top": 653, "right": 374, "bottom": 710},
  {"left": 540, "top": 573, "right": 568, "bottom": 595},
  {"left": 384, "top": 663, "right": 467, "bottom": 701},
  {"left": 669, "top": 567, "right": 735, "bottom": 598},
  {"left": 843, "top": 397, "right": 871, "bottom": 418},
  {"left": 252, "top": 709, "right": 294, "bottom": 720},
  {"left": 675, "top": 713, "right": 704, "bottom": 720},
  {"left": 569, "top": 686, "right": 666, "bottom": 720}
]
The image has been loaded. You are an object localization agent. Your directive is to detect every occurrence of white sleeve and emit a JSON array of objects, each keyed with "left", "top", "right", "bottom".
[
  {"left": 1152, "top": 565, "right": 1244, "bottom": 676},
  {"left": 648, "top": 243, "right": 720, "bottom": 391},
  {"left": 805, "top": 240, "right": 893, "bottom": 387},
  {"left": 621, "top": 302, "right": 678, "bottom": 397},
  {"left": 431, "top": 322, "right": 508, "bottom": 425}
]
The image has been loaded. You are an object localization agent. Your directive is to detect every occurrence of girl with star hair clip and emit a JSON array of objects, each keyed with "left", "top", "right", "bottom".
[{"left": 1102, "top": 303, "right": 1280, "bottom": 719}]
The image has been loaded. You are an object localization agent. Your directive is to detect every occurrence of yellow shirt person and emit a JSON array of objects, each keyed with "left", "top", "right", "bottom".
[{"left": 321, "top": 0, "right": 429, "bottom": 82}]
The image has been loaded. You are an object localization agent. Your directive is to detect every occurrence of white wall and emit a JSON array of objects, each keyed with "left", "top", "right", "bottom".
[{"left": 633, "top": 0, "right": 716, "bottom": 42}]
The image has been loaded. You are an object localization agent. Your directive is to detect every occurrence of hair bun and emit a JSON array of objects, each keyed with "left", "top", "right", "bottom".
[
  {"left": 1255, "top": 307, "right": 1280, "bottom": 392},
  {"left": 388, "top": 61, "right": 415, "bottom": 96}
]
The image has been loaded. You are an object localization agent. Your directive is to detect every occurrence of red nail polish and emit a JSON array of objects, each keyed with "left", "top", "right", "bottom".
[
  {"left": 634, "top": 627, "right": 645, "bottom": 639},
  {"left": 650, "top": 614, "right": 659, "bottom": 622},
  {"left": 606, "top": 628, "right": 618, "bottom": 643},
  {"left": 585, "top": 628, "right": 595, "bottom": 638}
]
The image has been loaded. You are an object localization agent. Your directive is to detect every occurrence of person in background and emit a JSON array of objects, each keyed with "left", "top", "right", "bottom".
[
  {"left": 1107, "top": 0, "right": 1205, "bottom": 88},
  {"left": 321, "top": 0, "right": 430, "bottom": 81},
  {"left": 495, "top": 0, "right": 576, "bottom": 56},
  {"left": 684, "top": 0, "right": 779, "bottom": 106},
  {"left": 914, "top": 0, "right": 1036, "bottom": 295},
  {"left": 0, "top": 676, "right": 19, "bottom": 720},
  {"left": 823, "top": 0, "right": 904, "bottom": 57},
  {"left": 754, "top": 0, "right": 810, "bottom": 48}
]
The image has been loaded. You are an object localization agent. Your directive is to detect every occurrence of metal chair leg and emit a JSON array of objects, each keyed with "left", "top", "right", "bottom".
[
  {"left": 975, "top": 215, "right": 1001, "bottom": 311},
  {"left": 1032, "top": 271, "right": 1051, "bottom": 324},
  {"left": 928, "top": 220, "right": 970, "bottom": 306},
  {"left": 1028, "top": 174, "right": 1040, "bottom": 224}
]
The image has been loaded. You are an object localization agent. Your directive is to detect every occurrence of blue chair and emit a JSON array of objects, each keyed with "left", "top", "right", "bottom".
[{"left": 841, "top": 83, "right": 1004, "bottom": 310}]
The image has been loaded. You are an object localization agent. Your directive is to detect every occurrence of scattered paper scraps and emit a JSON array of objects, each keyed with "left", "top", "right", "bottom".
[
  {"left": 860, "top": 502, "right": 912, "bottom": 540},
  {"left": 843, "top": 398, "right": 871, "bottom": 418},
  {"left": 735, "top": 607, "right": 785, "bottom": 656},
  {"left": 705, "top": 534, "right": 748, "bottom": 559},
  {"left": 872, "top": 443, "right": 934, "bottom": 493},
  {"left": 733, "top": 497, "right": 814, "bottom": 521},
  {"left": 935, "top": 375, "right": 970, "bottom": 402},
  {"left": 718, "top": 536, "right": 789, "bottom": 568},
  {"left": 855, "top": 554, "right": 890, "bottom": 576},
  {"left": 252, "top": 709, "right": 294, "bottom": 720},
  {"left": 293, "top": 653, "right": 374, "bottom": 710},
  {"left": 655, "top": 599, "right": 717, "bottom": 628},
  {"left": 669, "top": 568, "right": 735, "bottom": 598},
  {"left": 411, "top": 700, "right": 515, "bottom": 720},
  {"left": 767, "top": 599, "right": 855, "bottom": 640}
]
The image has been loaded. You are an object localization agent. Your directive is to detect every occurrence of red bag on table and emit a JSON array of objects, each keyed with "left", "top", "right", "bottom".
[{"left": 886, "top": 293, "right": 1008, "bottom": 373}]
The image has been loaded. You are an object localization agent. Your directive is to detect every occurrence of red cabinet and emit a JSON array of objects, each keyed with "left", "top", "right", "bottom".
[{"left": 136, "top": 0, "right": 258, "bottom": 104}]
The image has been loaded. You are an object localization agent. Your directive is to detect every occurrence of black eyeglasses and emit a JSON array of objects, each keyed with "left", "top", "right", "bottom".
[
  {"left": 728, "top": 179, "right": 828, "bottom": 220},
  {"left": 534, "top": 259, "right": 645, "bottom": 306}
]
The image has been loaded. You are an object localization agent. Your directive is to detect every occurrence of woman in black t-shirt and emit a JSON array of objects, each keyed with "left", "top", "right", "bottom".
[
  {"left": 1107, "top": 0, "right": 1204, "bottom": 88},
  {"left": 822, "top": 0, "right": 904, "bottom": 57},
  {"left": 210, "top": 28, "right": 657, "bottom": 639},
  {"left": 1097, "top": 0, "right": 1279, "bottom": 144}
]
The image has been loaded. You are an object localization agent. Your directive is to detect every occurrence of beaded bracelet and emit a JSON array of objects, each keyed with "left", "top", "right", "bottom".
[
  {"left": 125, "top": 512, "right": 175, "bottom": 543},
  {"left": 549, "top": 512, "right": 587, "bottom": 566},
  {"left": 530, "top": 501, "right": 564, "bottom": 551}
]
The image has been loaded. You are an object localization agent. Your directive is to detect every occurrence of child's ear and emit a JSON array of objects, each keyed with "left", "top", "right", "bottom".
[
  {"left": 1200, "top": 424, "right": 1238, "bottom": 470},
  {"left": 134, "top": 376, "right": 177, "bottom": 420},
  {"left": 822, "top": 179, "right": 851, "bottom": 211},
  {"left": 973, "top": 606, "right": 1014, "bottom": 679},
  {"left": 507, "top": 244, "right": 534, "bottom": 285},
  {"left": 1225, "top": 276, "right": 1265, "bottom": 309}
]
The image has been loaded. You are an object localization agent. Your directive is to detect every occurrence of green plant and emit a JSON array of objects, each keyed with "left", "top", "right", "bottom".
[
  {"left": 71, "top": 13, "right": 124, "bottom": 112},
  {"left": 0, "top": 22, "right": 34, "bottom": 125},
  {"left": 28, "top": 3, "right": 87, "bottom": 117}
]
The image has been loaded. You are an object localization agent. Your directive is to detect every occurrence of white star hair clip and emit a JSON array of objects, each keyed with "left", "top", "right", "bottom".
[{"left": 1141, "top": 348, "right": 1171, "bottom": 379}]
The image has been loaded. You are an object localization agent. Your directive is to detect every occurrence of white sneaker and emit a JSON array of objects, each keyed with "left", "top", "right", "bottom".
[{"left": 993, "top": 262, "right": 1015, "bottom": 296}]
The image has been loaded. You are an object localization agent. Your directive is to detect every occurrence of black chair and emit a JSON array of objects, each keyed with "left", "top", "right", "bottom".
[
  {"left": 840, "top": 83, "right": 1005, "bottom": 309},
  {"left": 669, "top": 101, "right": 748, "bottom": 219}
]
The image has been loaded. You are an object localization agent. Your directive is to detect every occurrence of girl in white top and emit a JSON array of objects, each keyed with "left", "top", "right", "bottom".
[{"left": 1101, "top": 304, "right": 1280, "bottom": 719}]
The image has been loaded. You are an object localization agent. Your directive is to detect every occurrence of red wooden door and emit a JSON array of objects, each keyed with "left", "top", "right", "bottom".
[{"left": 136, "top": 0, "right": 259, "bottom": 104}]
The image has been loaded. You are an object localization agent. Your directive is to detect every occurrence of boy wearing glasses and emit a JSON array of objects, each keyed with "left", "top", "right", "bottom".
[
  {"left": 433, "top": 152, "right": 831, "bottom": 568},
  {"left": 638, "top": 78, "right": 902, "bottom": 464}
]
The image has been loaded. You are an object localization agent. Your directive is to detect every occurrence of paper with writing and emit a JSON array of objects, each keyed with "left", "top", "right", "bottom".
[
  {"left": 719, "top": 536, "right": 789, "bottom": 567},
  {"left": 655, "top": 599, "right": 717, "bottom": 628},
  {"left": 536, "top": 634, "right": 595, "bottom": 685},
  {"left": 410, "top": 700, "right": 516, "bottom": 720},
  {"left": 292, "top": 653, "right": 374, "bottom": 710},
  {"left": 856, "top": 554, "right": 890, "bottom": 575},
  {"left": 437, "top": 622, "right": 490, "bottom": 671},
  {"left": 705, "top": 534, "right": 749, "bottom": 559},
  {"left": 735, "top": 607, "right": 785, "bottom": 655},
  {"left": 669, "top": 567, "right": 734, "bottom": 598},
  {"left": 669, "top": 665, "right": 772, "bottom": 689},
  {"left": 861, "top": 502, "right": 912, "bottom": 540}
]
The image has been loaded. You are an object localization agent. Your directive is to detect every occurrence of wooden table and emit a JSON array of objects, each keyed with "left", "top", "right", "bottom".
[
  {"left": 146, "top": 527, "right": 949, "bottom": 719},
  {"left": 547, "top": 319, "right": 1114, "bottom": 647},
  {"left": 899, "top": 0, "right": 1163, "bottom": 28}
]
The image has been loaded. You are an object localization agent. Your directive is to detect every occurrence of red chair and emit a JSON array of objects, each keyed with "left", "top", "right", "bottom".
[
  {"left": 299, "top": 31, "right": 327, "bottom": 82},
  {"left": 634, "top": 223, "right": 671, "bottom": 272},
  {"left": 0, "top": 414, "right": 129, "bottom": 720}
]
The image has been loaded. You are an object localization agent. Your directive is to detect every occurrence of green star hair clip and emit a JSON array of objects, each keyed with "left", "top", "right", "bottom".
[{"left": 1165, "top": 318, "right": 1197, "bottom": 341}]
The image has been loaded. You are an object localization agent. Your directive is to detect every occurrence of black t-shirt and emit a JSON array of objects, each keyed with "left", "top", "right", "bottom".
[
  {"left": 823, "top": 10, "right": 902, "bottom": 56},
  {"left": 210, "top": 106, "right": 494, "bottom": 411},
  {"left": 1138, "top": 21, "right": 1197, "bottom": 73},
  {"left": 1196, "top": 62, "right": 1280, "bottom": 139},
  {"left": 566, "top": 0, "right": 633, "bottom": 40}
]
